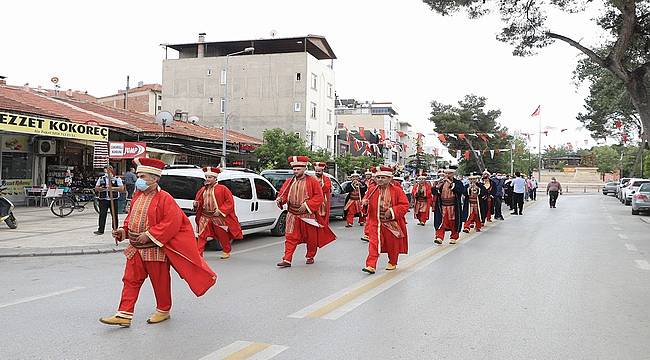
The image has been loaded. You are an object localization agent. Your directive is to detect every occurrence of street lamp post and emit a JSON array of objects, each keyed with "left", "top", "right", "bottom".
[{"left": 221, "top": 47, "right": 254, "bottom": 168}]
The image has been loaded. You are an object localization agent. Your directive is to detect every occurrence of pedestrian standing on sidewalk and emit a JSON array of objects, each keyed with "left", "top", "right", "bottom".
[
  {"left": 491, "top": 173, "right": 506, "bottom": 220},
  {"left": 504, "top": 175, "right": 514, "bottom": 211},
  {"left": 94, "top": 165, "right": 124, "bottom": 235},
  {"left": 511, "top": 172, "right": 526, "bottom": 215},
  {"left": 361, "top": 166, "right": 409, "bottom": 274},
  {"left": 99, "top": 158, "right": 216, "bottom": 327},
  {"left": 546, "top": 177, "right": 563, "bottom": 208},
  {"left": 124, "top": 167, "right": 137, "bottom": 199},
  {"left": 530, "top": 176, "right": 538, "bottom": 201}
]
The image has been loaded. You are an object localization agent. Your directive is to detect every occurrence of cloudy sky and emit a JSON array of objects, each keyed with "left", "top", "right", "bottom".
[{"left": 3, "top": 0, "right": 606, "bottom": 154}]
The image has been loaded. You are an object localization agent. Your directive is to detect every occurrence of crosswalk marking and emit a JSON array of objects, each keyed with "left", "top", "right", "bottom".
[
  {"left": 198, "top": 341, "right": 288, "bottom": 360},
  {"left": 635, "top": 260, "right": 650, "bottom": 271}
]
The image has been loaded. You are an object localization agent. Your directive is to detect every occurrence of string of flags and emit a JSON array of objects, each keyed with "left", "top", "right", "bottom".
[
  {"left": 450, "top": 149, "right": 512, "bottom": 160},
  {"left": 437, "top": 132, "right": 509, "bottom": 143},
  {"left": 339, "top": 125, "right": 413, "bottom": 156}
]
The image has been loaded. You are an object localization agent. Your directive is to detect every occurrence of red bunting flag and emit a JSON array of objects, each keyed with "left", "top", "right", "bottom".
[
  {"left": 417, "top": 133, "right": 424, "bottom": 140},
  {"left": 396, "top": 130, "right": 406, "bottom": 137},
  {"left": 615, "top": 120, "right": 622, "bottom": 129},
  {"left": 464, "top": 150, "right": 471, "bottom": 160},
  {"left": 358, "top": 127, "right": 365, "bottom": 139},
  {"left": 379, "top": 129, "right": 386, "bottom": 141},
  {"left": 354, "top": 139, "right": 362, "bottom": 151},
  {"left": 458, "top": 133, "right": 466, "bottom": 140},
  {"left": 499, "top": 131, "right": 507, "bottom": 139},
  {"left": 438, "top": 134, "right": 447, "bottom": 143},
  {"left": 478, "top": 133, "right": 489, "bottom": 142}
]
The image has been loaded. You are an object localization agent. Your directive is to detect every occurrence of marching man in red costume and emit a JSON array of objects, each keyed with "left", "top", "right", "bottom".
[
  {"left": 194, "top": 166, "right": 243, "bottom": 258},
  {"left": 433, "top": 168, "right": 465, "bottom": 245},
  {"left": 360, "top": 169, "right": 377, "bottom": 242},
  {"left": 313, "top": 162, "right": 332, "bottom": 225},
  {"left": 462, "top": 175, "right": 487, "bottom": 233},
  {"left": 100, "top": 158, "right": 216, "bottom": 327},
  {"left": 362, "top": 166, "right": 409, "bottom": 274},
  {"left": 411, "top": 170, "right": 434, "bottom": 226},
  {"left": 276, "top": 156, "right": 336, "bottom": 267},
  {"left": 343, "top": 172, "right": 367, "bottom": 227}
]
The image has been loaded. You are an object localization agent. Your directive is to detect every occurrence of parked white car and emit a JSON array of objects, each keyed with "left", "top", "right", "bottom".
[
  {"left": 621, "top": 178, "right": 650, "bottom": 206},
  {"left": 158, "top": 165, "right": 286, "bottom": 238}
]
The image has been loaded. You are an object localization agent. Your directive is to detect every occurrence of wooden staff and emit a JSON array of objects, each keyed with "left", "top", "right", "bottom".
[{"left": 106, "top": 168, "right": 119, "bottom": 246}]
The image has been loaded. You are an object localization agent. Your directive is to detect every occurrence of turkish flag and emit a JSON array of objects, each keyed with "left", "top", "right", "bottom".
[{"left": 531, "top": 105, "right": 541, "bottom": 117}]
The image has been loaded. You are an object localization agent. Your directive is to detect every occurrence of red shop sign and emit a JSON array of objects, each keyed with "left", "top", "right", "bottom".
[{"left": 109, "top": 142, "right": 147, "bottom": 159}]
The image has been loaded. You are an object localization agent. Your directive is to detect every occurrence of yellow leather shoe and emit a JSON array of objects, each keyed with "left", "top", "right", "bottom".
[
  {"left": 220, "top": 252, "right": 231, "bottom": 259},
  {"left": 362, "top": 266, "right": 376, "bottom": 274},
  {"left": 99, "top": 314, "right": 131, "bottom": 327},
  {"left": 385, "top": 264, "right": 397, "bottom": 271},
  {"left": 146, "top": 311, "right": 170, "bottom": 324}
]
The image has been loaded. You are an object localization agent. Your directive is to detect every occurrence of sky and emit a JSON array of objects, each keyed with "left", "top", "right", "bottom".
[{"left": 2, "top": 0, "right": 608, "bottom": 157}]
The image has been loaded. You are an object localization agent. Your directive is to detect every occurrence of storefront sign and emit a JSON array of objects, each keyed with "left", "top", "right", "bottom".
[
  {"left": 0, "top": 111, "right": 109, "bottom": 141},
  {"left": 1, "top": 135, "right": 29, "bottom": 152},
  {"left": 3, "top": 179, "right": 32, "bottom": 196},
  {"left": 109, "top": 142, "right": 147, "bottom": 159},
  {"left": 239, "top": 143, "right": 259, "bottom": 153}
]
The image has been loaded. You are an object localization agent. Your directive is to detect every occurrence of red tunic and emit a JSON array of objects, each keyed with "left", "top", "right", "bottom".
[
  {"left": 277, "top": 175, "right": 336, "bottom": 248},
  {"left": 194, "top": 184, "right": 243, "bottom": 240},
  {"left": 411, "top": 182, "right": 433, "bottom": 221},
  {"left": 122, "top": 188, "right": 216, "bottom": 297},
  {"left": 316, "top": 175, "right": 332, "bottom": 225},
  {"left": 365, "top": 183, "right": 409, "bottom": 255}
]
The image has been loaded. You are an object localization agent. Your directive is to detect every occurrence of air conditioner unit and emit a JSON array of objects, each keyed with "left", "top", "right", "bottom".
[{"left": 37, "top": 140, "right": 56, "bottom": 155}]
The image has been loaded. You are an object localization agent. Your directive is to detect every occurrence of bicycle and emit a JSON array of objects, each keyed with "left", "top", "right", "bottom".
[{"left": 49, "top": 188, "right": 101, "bottom": 217}]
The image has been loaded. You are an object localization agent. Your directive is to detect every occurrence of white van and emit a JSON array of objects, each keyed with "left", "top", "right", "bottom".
[{"left": 158, "top": 165, "right": 286, "bottom": 237}]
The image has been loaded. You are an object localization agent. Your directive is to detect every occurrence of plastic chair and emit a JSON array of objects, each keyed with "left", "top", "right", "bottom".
[{"left": 44, "top": 188, "right": 59, "bottom": 206}]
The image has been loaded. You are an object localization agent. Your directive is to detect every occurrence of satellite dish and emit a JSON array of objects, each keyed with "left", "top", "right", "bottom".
[
  {"left": 155, "top": 111, "right": 174, "bottom": 132},
  {"left": 51, "top": 77, "right": 59, "bottom": 84},
  {"left": 188, "top": 115, "right": 199, "bottom": 124},
  {"left": 270, "top": 29, "right": 277, "bottom": 38}
]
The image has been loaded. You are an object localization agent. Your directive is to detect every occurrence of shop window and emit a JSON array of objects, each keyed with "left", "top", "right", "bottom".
[
  {"left": 219, "top": 178, "right": 253, "bottom": 200},
  {"left": 1, "top": 152, "right": 32, "bottom": 179}
]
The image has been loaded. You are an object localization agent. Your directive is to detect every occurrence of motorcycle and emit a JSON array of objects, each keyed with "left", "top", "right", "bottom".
[{"left": 0, "top": 180, "right": 17, "bottom": 229}]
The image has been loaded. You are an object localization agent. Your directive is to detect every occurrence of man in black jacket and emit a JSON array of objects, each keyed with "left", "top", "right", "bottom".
[{"left": 491, "top": 173, "right": 506, "bottom": 220}]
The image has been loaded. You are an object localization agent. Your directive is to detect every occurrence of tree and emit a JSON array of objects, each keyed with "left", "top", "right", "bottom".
[
  {"left": 592, "top": 145, "right": 619, "bottom": 176},
  {"left": 429, "top": 94, "right": 510, "bottom": 173},
  {"left": 254, "top": 128, "right": 331, "bottom": 169},
  {"left": 334, "top": 154, "right": 383, "bottom": 179},
  {"left": 423, "top": 0, "right": 650, "bottom": 146}
]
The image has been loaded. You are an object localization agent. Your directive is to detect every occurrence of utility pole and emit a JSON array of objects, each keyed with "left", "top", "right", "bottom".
[{"left": 124, "top": 75, "right": 130, "bottom": 110}]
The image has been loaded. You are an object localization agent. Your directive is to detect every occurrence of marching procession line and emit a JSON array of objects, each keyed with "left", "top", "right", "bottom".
[
  {"left": 0, "top": 286, "right": 85, "bottom": 309},
  {"left": 198, "top": 341, "right": 288, "bottom": 360}
]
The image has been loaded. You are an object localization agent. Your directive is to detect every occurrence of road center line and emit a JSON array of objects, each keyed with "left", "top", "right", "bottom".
[
  {"left": 198, "top": 341, "right": 288, "bottom": 360},
  {"left": 625, "top": 243, "right": 638, "bottom": 252},
  {"left": 230, "top": 240, "right": 285, "bottom": 256},
  {"left": 0, "top": 286, "right": 85, "bottom": 309},
  {"left": 634, "top": 260, "right": 650, "bottom": 271},
  {"left": 289, "top": 223, "right": 491, "bottom": 320}
]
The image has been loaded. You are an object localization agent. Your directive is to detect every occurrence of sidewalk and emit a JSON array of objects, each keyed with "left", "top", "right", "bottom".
[{"left": 0, "top": 206, "right": 127, "bottom": 257}]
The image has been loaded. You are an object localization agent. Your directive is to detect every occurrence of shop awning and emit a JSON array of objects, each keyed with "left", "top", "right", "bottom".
[{"left": 147, "top": 146, "right": 178, "bottom": 155}]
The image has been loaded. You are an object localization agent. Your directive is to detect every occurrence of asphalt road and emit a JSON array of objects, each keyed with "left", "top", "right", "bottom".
[{"left": 0, "top": 194, "right": 648, "bottom": 360}]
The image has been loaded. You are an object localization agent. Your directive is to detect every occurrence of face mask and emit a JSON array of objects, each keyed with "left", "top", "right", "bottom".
[{"left": 135, "top": 178, "right": 149, "bottom": 191}]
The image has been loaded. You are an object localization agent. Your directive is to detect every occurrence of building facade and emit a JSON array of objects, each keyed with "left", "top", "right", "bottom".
[
  {"left": 161, "top": 35, "right": 337, "bottom": 154},
  {"left": 97, "top": 83, "right": 162, "bottom": 115}
]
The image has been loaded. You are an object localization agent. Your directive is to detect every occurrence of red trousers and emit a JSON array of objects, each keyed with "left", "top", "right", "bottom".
[
  {"left": 365, "top": 234, "right": 399, "bottom": 269},
  {"left": 345, "top": 202, "right": 365, "bottom": 225},
  {"left": 416, "top": 211, "right": 429, "bottom": 224},
  {"left": 282, "top": 217, "right": 318, "bottom": 263},
  {"left": 118, "top": 252, "right": 171, "bottom": 315},
  {"left": 435, "top": 213, "right": 459, "bottom": 241},
  {"left": 197, "top": 221, "right": 231, "bottom": 255},
  {"left": 463, "top": 211, "right": 482, "bottom": 231},
  {"left": 485, "top": 198, "right": 493, "bottom": 222}
]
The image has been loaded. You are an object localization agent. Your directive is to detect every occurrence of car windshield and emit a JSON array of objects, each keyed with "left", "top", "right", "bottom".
[
  {"left": 632, "top": 180, "right": 650, "bottom": 187},
  {"left": 639, "top": 183, "right": 650, "bottom": 192},
  {"left": 158, "top": 175, "right": 205, "bottom": 201},
  {"left": 261, "top": 173, "right": 293, "bottom": 191}
]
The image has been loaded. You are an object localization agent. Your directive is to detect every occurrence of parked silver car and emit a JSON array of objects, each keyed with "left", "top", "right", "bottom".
[
  {"left": 602, "top": 181, "right": 619, "bottom": 195},
  {"left": 622, "top": 179, "right": 650, "bottom": 205},
  {"left": 631, "top": 183, "right": 650, "bottom": 215}
]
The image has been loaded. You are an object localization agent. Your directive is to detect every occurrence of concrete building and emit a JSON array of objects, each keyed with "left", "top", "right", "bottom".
[
  {"left": 335, "top": 99, "right": 414, "bottom": 164},
  {"left": 161, "top": 34, "right": 337, "bottom": 153},
  {"left": 97, "top": 83, "right": 162, "bottom": 115}
]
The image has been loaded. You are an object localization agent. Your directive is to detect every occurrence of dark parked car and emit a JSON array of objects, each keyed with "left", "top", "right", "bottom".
[
  {"left": 260, "top": 169, "right": 347, "bottom": 219},
  {"left": 602, "top": 181, "right": 619, "bottom": 195}
]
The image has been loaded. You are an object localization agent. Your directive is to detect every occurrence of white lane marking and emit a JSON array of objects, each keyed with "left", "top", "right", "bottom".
[
  {"left": 247, "top": 345, "right": 290, "bottom": 360},
  {"left": 618, "top": 234, "right": 629, "bottom": 240},
  {"left": 613, "top": 226, "right": 622, "bottom": 231},
  {"left": 0, "top": 287, "right": 85, "bottom": 309},
  {"left": 625, "top": 243, "right": 638, "bottom": 252},
  {"left": 634, "top": 260, "right": 650, "bottom": 270},
  {"left": 198, "top": 341, "right": 288, "bottom": 360},
  {"left": 231, "top": 240, "right": 284, "bottom": 255}
]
